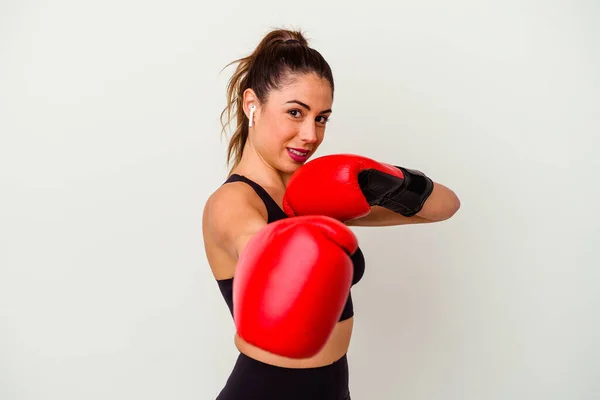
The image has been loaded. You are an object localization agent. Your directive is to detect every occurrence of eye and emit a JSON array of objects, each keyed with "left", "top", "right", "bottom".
[
  {"left": 288, "top": 109, "right": 302, "bottom": 118},
  {"left": 316, "top": 115, "right": 330, "bottom": 124},
  {"left": 287, "top": 109, "right": 330, "bottom": 124}
]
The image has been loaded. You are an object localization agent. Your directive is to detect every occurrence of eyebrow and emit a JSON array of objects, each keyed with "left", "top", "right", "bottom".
[{"left": 285, "top": 100, "right": 332, "bottom": 114}]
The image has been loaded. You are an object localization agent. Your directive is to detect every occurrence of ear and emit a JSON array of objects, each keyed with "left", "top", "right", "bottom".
[{"left": 242, "top": 88, "right": 259, "bottom": 119}]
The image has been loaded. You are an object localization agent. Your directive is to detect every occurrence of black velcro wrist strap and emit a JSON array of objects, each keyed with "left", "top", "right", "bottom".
[
  {"left": 378, "top": 167, "right": 434, "bottom": 217},
  {"left": 357, "top": 167, "right": 434, "bottom": 217}
]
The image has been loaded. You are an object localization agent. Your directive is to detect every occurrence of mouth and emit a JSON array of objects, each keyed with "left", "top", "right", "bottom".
[{"left": 286, "top": 147, "right": 310, "bottom": 163}]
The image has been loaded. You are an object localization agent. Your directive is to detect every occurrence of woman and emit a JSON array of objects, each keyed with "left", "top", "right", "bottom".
[{"left": 203, "top": 28, "right": 460, "bottom": 400}]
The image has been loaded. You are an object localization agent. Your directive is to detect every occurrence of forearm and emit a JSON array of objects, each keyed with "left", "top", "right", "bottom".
[{"left": 346, "top": 182, "right": 460, "bottom": 227}]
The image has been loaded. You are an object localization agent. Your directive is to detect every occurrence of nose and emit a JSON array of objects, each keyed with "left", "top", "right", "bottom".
[{"left": 298, "top": 122, "right": 319, "bottom": 143}]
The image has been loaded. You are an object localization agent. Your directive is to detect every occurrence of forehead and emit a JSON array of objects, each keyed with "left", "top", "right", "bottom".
[{"left": 269, "top": 73, "right": 333, "bottom": 107}]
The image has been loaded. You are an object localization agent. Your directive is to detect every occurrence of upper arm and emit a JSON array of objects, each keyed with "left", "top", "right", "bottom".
[{"left": 203, "top": 184, "right": 268, "bottom": 260}]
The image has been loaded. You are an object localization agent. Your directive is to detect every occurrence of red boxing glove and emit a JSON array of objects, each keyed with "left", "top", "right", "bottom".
[
  {"left": 233, "top": 215, "right": 357, "bottom": 359},
  {"left": 283, "top": 154, "right": 434, "bottom": 221}
]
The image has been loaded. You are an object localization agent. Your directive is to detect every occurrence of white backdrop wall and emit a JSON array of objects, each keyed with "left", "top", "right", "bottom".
[{"left": 1, "top": 1, "right": 599, "bottom": 399}]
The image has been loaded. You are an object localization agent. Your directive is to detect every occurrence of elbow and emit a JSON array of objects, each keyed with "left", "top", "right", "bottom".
[
  {"left": 440, "top": 192, "right": 461, "bottom": 221},
  {"left": 427, "top": 190, "right": 461, "bottom": 222},
  {"left": 447, "top": 194, "right": 461, "bottom": 219}
]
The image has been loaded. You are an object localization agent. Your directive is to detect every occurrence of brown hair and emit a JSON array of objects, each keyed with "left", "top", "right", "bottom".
[{"left": 219, "top": 28, "right": 334, "bottom": 171}]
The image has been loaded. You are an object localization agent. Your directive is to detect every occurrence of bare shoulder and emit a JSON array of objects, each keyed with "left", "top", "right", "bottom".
[{"left": 203, "top": 182, "right": 268, "bottom": 261}]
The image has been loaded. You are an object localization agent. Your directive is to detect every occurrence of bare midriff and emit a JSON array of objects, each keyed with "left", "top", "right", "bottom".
[{"left": 234, "top": 317, "right": 353, "bottom": 368}]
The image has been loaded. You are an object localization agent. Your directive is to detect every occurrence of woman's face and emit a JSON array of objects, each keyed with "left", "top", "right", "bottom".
[{"left": 249, "top": 73, "right": 333, "bottom": 174}]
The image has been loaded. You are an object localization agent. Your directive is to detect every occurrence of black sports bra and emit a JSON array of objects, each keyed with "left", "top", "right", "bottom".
[{"left": 215, "top": 173, "right": 365, "bottom": 322}]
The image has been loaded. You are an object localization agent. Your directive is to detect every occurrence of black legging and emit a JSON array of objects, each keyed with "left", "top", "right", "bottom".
[{"left": 216, "top": 352, "right": 351, "bottom": 400}]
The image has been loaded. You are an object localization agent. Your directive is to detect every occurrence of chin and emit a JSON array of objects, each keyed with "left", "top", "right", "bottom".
[
  {"left": 276, "top": 160, "right": 302, "bottom": 175},
  {"left": 280, "top": 164, "right": 302, "bottom": 175}
]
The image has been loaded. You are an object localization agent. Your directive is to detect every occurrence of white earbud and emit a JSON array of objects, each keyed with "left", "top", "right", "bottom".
[{"left": 248, "top": 105, "right": 256, "bottom": 127}]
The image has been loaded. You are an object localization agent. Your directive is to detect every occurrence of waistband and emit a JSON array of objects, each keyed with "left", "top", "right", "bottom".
[{"left": 221, "top": 352, "right": 350, "bottom": 399}]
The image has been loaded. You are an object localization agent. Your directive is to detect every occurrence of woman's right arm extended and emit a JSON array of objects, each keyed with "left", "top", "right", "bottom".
[
  {"left": 204, "top": 184, "right": 358, "bottom": 359},
  {"left": 203, "top": 183, "right": 268, "bottom": 261}
]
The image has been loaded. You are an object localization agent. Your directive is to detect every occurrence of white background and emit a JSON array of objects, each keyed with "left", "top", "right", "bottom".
[{"left": 1, "top": 0, "right": 599, "bottom": 399}]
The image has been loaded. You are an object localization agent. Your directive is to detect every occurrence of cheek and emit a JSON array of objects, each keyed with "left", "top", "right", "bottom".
[
  {"left": 315, "top": 130, "right": 326, "bottom": 146},
  {"left": 266, "top": 117, "right": 297, "bottom": 144},
  {"left": 318, "top": 130, "right": 326, "bottom": 142}
]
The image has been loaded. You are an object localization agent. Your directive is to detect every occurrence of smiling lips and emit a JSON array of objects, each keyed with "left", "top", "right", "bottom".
[{"left": 287, "top": 147, "right": 310, "bottom": 162}]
